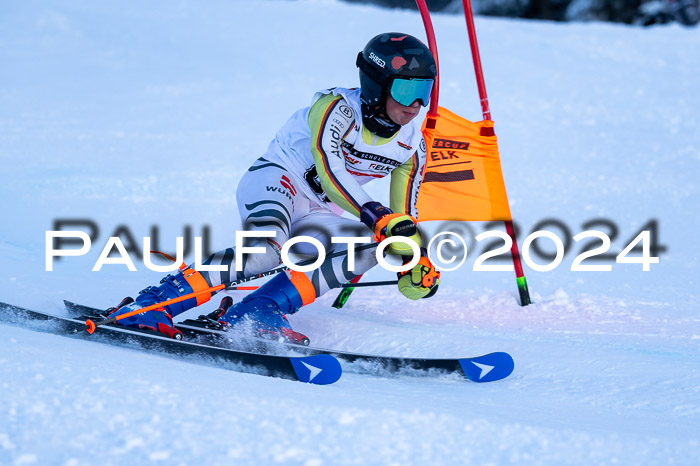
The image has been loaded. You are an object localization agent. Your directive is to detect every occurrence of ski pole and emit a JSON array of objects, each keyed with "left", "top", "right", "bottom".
[
  {"left": 222, "top": 242, "right": 379, "bottom": 291},
  {"left": 84, "top": 242, "right": 380, "bottom": 334},
  {"left": 83, "top": 284, "right": 227, "bottom": 334},
  {"left": 233, "top": 279, "right": 398, "bottom": 293},
  {"left": 332, "top": 274, "right": 364, "bottom": 308},
  {"left": 340, "top": 280, "right": 396, "bottom": 288}
]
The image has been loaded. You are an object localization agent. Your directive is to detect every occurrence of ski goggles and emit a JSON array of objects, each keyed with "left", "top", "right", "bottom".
[{"left": 389, "top": 77, "right": 434, "bottom": 107}]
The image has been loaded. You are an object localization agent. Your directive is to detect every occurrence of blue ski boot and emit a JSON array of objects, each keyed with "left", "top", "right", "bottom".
[
  {"left": 108, "top": 264, "right": 212, "bottom": 339},
  {"left": 213, "top": 271, "right": 315, "bottom": 346}
]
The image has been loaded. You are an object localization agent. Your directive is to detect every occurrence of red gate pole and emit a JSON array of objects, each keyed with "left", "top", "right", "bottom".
[
  {"left": 415, "top": 0, "right": 440, "bottom": 117},
  {"left": 461, "top": 0, "right": 531, "bottom": 305}
]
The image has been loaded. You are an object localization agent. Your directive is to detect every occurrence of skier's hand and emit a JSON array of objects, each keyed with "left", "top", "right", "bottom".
[
  {"left": 397, "top": 255, "right": 440, "bottom": 300},
  {"left": 360, "top": 201, "right": 421, "bottom": 255}
]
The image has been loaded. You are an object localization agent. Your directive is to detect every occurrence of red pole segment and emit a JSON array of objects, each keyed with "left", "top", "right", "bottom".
[
  {"left": 461, "top": 0, "right": 531, "bottom": 305},
  {"left": 415, "top": 0, "right": 440, "bottom": 116},
  {"left": 461, "top": 0, "right": 490, "bottom": 121}
]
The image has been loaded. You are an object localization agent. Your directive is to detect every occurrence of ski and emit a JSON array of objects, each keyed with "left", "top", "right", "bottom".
[
  {"left": 65, "top": 300, "right": 515, "bottom": 382},
  {"left": 0, "top": 301, "right": 342, "bottom": 385}
]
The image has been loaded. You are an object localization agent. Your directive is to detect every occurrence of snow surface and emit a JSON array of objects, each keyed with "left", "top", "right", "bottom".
[{"left": 1, "top": 0, "right": 700, "bottom": 464}]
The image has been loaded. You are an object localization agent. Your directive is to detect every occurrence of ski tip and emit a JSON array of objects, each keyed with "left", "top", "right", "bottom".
[
  {"left": 290, "top": 354, "right": 342, "bottom": 385},
  {"left": 459, "top": 352, "right": 515, "bottom": 383},
  {"left": 85, "top": 319, "right": 96, "bottom": 334}
]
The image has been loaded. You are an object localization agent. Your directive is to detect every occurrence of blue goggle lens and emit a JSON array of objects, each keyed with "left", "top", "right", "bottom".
[{"left": 389, "top": 78, "right": 434, "bottom": 107}]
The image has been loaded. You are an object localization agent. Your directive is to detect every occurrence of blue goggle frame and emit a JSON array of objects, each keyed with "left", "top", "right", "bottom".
[{"left": 389, "top": 77, "right": 434, "bottom": 107}]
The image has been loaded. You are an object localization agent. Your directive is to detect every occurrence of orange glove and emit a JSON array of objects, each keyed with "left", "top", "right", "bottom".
[{"left": 360, "top": 201, "right": 422, "bottom": 255}]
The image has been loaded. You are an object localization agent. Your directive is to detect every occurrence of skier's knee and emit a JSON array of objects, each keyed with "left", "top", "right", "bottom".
[
  {"left": 349, "top": 246, "right": 378, "bottom": 275},
  {"left": 243, "top": 239, "right": 282, "bottom": 275}
]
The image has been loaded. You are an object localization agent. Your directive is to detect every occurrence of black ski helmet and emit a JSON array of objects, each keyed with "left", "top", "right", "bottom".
[{"left": 356, "top": 32, "right": 437, "bottom": 107}]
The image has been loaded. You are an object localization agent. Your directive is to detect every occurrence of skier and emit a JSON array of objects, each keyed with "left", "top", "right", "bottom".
[{"left": 107, "top": 32, "right": 441, "bottom": 343}]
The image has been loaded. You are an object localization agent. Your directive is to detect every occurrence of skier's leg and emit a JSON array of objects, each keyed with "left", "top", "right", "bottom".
[
  {"left": 208, "top": 160, "right": 323, "bottom": 342},
  {"left": 217, "top": 208, "right": 378, "bottom": 335},
  {"left": 109, "top": 158, "right": 302, "bottom": 337},
  {"left": 290, "top": 207, "right": 378, "bottom": 298},
  {"left": 198, "top": 157, "right": 308, "bottom": 287},
  {"left": 212, "top": 191, "right": 438, "bottom": 341},
  {"left": 214, "top": 268, "right": 316, "bottom": 344}
]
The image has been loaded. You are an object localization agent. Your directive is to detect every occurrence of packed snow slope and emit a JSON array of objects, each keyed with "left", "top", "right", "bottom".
[{"left": 1, "top": 0, "right": 699, "bottom": 464}]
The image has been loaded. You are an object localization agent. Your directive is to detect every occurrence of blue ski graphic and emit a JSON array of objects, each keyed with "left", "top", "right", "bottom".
[
  {"left": 459, "top": 352, "right": 515, "bottom": 383},
  {"left": 290, "top": 354, "right": 342, "bottom": 385}
]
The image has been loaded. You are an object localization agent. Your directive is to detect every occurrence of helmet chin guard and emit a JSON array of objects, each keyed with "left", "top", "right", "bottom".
[{"left": 360, "top": 97, "right": 401, "bottom": 138}]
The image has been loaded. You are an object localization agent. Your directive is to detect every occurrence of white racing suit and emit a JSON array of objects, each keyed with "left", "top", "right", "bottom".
[{"left": 199, "top": 87, "right": 427, "bottom": 298}]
